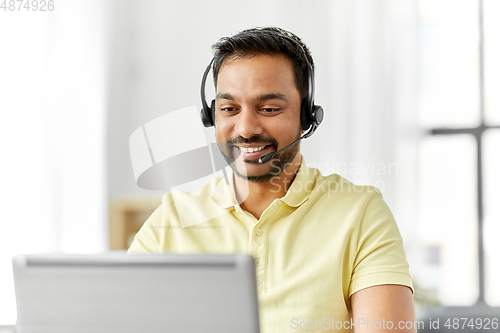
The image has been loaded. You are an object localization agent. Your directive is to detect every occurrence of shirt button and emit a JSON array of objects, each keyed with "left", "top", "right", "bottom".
[
  {"left": 256, "top": 229, "right": 263, "bottom": 236},
  {"left": 255, "top": 259, "right": 261, "bottom": 266}
]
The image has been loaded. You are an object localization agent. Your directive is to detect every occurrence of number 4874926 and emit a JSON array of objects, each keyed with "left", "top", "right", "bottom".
[
  {"left": 444, "top": 318, "right": 498, "bottom": 330},
  {"left": 1, "top": 0, "right": 55, "bottom": 11}
]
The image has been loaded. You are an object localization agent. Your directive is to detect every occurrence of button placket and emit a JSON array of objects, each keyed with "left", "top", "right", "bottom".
[{"left": 251, "top": 202, "right": 281, "bottom": 294}]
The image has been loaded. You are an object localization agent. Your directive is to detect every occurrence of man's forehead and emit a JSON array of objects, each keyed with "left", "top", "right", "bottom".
[
  {"left": 216, "top": 92, "right": 288, "bottom": 102},
  {"left": 217, "top": 53, "right": 294, "bottom": 77},
  {"left": 216, "top": 54, "right": 299, "bottom": 101}
]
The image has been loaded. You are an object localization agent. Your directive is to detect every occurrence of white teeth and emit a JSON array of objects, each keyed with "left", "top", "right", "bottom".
[{"left": 239, "top": 146, "right": 267, "bottom": 153}]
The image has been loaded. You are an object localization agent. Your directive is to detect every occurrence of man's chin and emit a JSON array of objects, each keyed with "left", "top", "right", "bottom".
[
  {"left": 241, "top": 158, "right": 262, "bottom": 165},
  {"left": 230, "top": 163, "right": 275, "bottom": 183},
  {"left": 233, "top": 171, "right": 276, "bottom": 183},
  {"left": 218, "top": 141, "right": 300, "bottom": 183}
]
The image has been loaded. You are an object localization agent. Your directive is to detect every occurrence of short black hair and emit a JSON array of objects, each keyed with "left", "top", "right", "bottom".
[{"left": 211, "top": 27, "right": 314, "bottom": 99}]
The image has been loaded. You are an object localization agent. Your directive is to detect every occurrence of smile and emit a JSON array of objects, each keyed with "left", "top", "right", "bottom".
[{"left": 238, "top": 146, "right": 268, "bottom": 153}]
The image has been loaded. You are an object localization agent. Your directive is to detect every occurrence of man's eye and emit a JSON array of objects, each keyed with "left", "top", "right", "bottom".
[
  {"left": 220, "top": 107, "right": 236, "bottom": 112},
  {"left": 260, "top": 108, "right": 281, "bottom": 113}
]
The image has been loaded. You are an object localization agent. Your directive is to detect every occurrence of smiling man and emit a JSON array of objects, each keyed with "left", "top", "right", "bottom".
[
  {"left": 129, "top": 27, "right": 417, "bottom": 333},
  {"left": 215, "top": 52, "right": 304, "bottom": 219}
]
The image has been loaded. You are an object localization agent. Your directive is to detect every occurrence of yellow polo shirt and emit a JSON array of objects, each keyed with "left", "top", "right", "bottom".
[{"left": 128, "top": 156, "right": 413, "bottom": 332}]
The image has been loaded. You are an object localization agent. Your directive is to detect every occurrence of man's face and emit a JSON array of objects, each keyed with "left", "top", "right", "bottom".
[{"left": 215, "top": 54, "right": 302, "bottom": 182}]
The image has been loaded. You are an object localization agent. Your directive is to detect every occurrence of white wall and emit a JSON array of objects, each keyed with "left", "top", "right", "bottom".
[{"left": 0, "top": 0, "right": 109, "bottom": 324}]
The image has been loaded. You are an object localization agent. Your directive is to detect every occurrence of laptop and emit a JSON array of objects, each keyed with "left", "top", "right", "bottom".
[{"left": 12, "top": 253, "right": 260, "bottom": 333}]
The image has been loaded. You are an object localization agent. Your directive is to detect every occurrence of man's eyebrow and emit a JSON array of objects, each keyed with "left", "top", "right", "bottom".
[
  {"left": 255, "top": 93, "right": 288, "bottom": 102},
  {"left": 215, "top": 93, "right": 288, "bottom": 102},
  {"left": 215, "top": 93, "right": 235, "bottom": 101}
]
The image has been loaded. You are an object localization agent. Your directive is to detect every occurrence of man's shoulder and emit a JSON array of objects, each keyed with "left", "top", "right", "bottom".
[
  {"left": 158, "top": 175, "right": 232, "bottom": 227},
  {"left": 160, "top": 175, "right": 223, "bottom": 205}
]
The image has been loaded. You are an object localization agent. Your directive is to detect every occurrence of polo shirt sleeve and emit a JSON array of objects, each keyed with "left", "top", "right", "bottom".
[
  {"left": 349, "top": 190, "right": 414, "bottom": 296},
  {"left": 127, "top": 204, "right": 164, "bottom": 254}
]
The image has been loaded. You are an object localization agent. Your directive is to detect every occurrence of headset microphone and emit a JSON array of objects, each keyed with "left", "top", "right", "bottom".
[
  {"left": 258, "top": 137, "right": 303, "bottom": 164},
  {"left": 258, "top": 121, "right": 320, "bottom": 164}
]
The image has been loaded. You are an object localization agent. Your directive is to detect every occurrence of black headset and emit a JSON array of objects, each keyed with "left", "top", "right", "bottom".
[{"left": 200, "top": 33, "right": 324, "bottom": 137}]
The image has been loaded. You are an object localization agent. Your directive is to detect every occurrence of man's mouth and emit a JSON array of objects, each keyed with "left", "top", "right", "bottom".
[{"left": 235, "top": 145, "right": 273, "bottom": 158}]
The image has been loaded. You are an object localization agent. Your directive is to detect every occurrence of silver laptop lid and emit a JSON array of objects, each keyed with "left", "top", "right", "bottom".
[{"left": 13, "top": 253, "right": 260, "bottom": 333}]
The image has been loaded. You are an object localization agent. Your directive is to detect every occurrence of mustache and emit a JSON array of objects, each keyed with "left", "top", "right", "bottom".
[{"left": 226, "top": 135, "right": 277, "bottom": 147}]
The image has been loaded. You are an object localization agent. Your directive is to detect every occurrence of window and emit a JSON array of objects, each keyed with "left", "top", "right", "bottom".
[{"left": 417, "top": 0, "right": 500, "bottom": 306}]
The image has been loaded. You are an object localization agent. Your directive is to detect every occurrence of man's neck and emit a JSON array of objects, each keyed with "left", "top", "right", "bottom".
[{"left": 234, "top": 154, "right": 302, "bottom": 220}]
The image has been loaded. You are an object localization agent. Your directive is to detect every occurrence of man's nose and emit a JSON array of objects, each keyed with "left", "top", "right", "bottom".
[{"left": 234, "top": 107, "right": 263, "bottom": 139}]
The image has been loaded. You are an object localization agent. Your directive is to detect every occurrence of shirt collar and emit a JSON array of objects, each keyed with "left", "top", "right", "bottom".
[
  {"left": 280, "top": 155, "right": 315, "bottom": 207},
  {"left": 210, "top": 155, "right": 316, "bottom": 209},
  {"left": 210, "top": 169, "right": 237, "bottom": 209}
]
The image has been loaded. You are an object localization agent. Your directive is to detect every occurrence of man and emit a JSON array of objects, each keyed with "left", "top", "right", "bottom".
[{"left": 129, "top": 27, "right": 416, "bottom": 333}]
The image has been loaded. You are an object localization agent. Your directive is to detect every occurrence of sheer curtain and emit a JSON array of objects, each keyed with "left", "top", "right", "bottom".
[
  {"left": 0, "top": 0, "right": 108, "bottom": 324},
  {"left": 320, "top": 0, "right": 421, "bottom": 261}
]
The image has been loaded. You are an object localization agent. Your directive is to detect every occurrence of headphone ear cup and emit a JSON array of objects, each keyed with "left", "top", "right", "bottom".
[
  {"left": 300, "top": 98, "right": 312, "bottom": 131},
  {"left": 200, "top": 99, "right": 216, "bottom": 127},
  {"left": 312, "top": 105, "right": 324, "bottom": 126},
  {"left": 210, "top": 99, "right": 216, "bottom": 126},
  {"left": 201, "top": 106, "right": 211, "bottom": 127}
]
